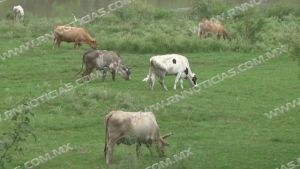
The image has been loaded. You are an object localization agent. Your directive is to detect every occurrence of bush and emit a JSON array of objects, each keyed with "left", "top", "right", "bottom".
[
  {"left": 5, "top": 11, "right": 14, "bottom": 20},
  {"left": 190, "top": 0, "right": 232, "bottom": 20},
  {"left": 265, "top": 3, "right": 300, "bottom": 19}
]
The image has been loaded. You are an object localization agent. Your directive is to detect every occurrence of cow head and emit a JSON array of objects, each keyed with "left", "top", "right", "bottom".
[
  {"left": 186, "top": 73, "right": 197, "bottom": 87},
  {"left": 192, "top": 73, "right": 197, "bottom": 85},
  {"left": 90, "top": 39, "right": 98, "bottom": 49},
  {"left": 155, "top": 133, "right": 173, "bottom": 156},
  {"left": 226, "top": 34, "right": 231, "bottom": 41},
  {"left": 115, "top": 62, "right": 131, "bottom": 81}
]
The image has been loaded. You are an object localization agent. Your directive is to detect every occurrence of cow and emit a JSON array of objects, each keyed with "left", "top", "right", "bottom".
[
  {"left": 198, "top": 20, "right": 231, "bottom": 40},
  {"left": 52, "top": 25, "right": 97, "bottom": 49},
  {"left": 148, "top": 54, "right": 197, "bottom": 90},
  {"left": 13, "top": 5, "right": 24, "bottom": 21},
  {"left": 104, "top": 110, "right": 173, "bottom": 164},
  {"left": 74, "top": 50, "right": 131, "bottom": 82}
]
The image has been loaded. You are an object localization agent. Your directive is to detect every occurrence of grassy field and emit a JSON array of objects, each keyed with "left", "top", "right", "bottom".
[{"left": 0, "top": 0, "right": 300, "bottom": 169}]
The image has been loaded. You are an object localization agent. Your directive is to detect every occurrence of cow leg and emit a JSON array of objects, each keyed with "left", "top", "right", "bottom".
[
  {"left": 180, "top": 78, "right": 184, "bottom": 89},
  {"left": 102, "top": 70, "right": 107, "bottom": 82},
  {"left": 74, "top": 37, "right": 79, "bottom": 49},
  {"left": 136, "top": 141, "right": 141, "bottom": 159},
  {"left": 111, "top": 71, "right": 116, "bottom": 81},
  {"left": 56, "top": 39, "right": 61, "bottom": 48},
  {"left": 52, "top": 38, "right": 56, "bottom": 49},
  {"left": 173, "top": 74, "right": 182, "bottom": 90},
  {"left": 145, "top": 143, "right": 153, "bottom": 156},
  {"left": 158, "top": 75, "right": 168, "bottom": 90},
  {"left": 203, "top": 32, "right": 209, "bottom": 38},
  {"left": 82, "top": 69, "right": 92, "bottom": 82},
  {"left": 105, "top": 140, "right": 116, "bottom": 164},
  {"left": 148, "top": 72, "right": 156, "bottom": 90},
  {"left": 58, "top": 40, "right": 61, "bottom": 48},
  {"left": 73, "top": 42, "right": 78, "bottom": 50}
]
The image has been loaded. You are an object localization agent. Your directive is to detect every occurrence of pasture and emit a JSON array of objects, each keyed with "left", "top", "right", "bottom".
[{"left": 0, "top": 0, "right": 300, "bottom": 169}]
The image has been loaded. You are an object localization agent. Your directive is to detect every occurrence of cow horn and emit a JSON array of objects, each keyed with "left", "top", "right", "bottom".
[{"left": 162, "top": 133, "right": 173, "bottom": 139}]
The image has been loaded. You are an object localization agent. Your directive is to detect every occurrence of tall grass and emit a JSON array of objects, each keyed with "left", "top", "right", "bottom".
[{"left": 1, "top": 0, "right": 299, "bottom": 54}]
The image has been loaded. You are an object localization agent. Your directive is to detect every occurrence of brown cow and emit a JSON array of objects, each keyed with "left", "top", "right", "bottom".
[
  {"left": 104, "top": 110, "right": 173, "bottom": 164},
  {"left": 53, "top": 26, "right": 98, "bottom": 49},
  {"left": 198, "top": 20, "right": 231, "bottom": 40},
  {"left": 74, "top": 50, "right": 131, "bottom": 82}
]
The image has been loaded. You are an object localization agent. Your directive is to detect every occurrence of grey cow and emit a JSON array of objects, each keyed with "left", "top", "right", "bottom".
[{"left": 74, "top": 50, "right": 131, "bottom": 82}]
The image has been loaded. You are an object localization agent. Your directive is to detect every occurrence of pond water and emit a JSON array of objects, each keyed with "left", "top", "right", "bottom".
[
  {"left": 0, "top": 0, "right": 193, "bottom": 20},
  {"left": 0, "top": 0, "right": 296, "bottom": 21}
]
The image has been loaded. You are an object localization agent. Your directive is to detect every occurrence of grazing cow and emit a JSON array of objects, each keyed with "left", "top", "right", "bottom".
[
  {"left": 148, "top": 54, "right": 197, "bottom": 90},
  {"left": 53, "top": 25, "right": 97, "bottom": 49},
  {"left": 74, "top": 50, "right": 131, "bottom": 82},
  {"left": 104, "top": 110, "right": 173, "bottom": 164},
  {"left": 13, "top": 5, "right": 24, "bottom": 21},
  {"left": 198, "top": 20, "right": 231, "bottom": 40}
]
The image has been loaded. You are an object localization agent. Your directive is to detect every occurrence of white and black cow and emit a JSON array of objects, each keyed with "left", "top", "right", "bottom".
[
  {"left": 13, "top": 5, "right": 24, "bottom": 21},
  {"left": 148, "top": 54, "right": 197, "bottom": 90}
]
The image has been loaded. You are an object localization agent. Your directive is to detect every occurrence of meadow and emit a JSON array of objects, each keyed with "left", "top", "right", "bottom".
[{"left": 0, "top": 0, "right": 300, "bottom": 169}]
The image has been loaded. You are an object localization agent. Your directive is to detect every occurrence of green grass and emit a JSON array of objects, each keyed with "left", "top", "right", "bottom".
[
  {"left": 0, "top": 43, "right": 299, "bottom": 169},
  {"left": 0, "top": 1, "right": 300, "bottom": 168}
]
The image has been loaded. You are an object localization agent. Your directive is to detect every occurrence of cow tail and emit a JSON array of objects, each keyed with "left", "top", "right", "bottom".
[
  {"left": 104, "top": 111, "right": 114, "bottom": 157},
  {"left": 73, "top": 53, "right": 87, "bottom": 77}
]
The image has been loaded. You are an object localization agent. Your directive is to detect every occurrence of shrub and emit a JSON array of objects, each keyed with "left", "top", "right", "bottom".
[
  {"left": 265, "top": 3, "right": 300, "bottom": 19},
  {"left": 190, "top": 0, "right": 232, "bottom": 20},
  {"left": 5, "top": 11, "right": 14, "bottom": 20}
]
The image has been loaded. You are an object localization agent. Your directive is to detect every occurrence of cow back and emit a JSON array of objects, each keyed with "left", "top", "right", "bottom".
[
  {"left": 106, "top": 111, "right": 160, "bottom": 143},
  {"left": 151, "top": 54, "right": 191, "bottom": 76}
]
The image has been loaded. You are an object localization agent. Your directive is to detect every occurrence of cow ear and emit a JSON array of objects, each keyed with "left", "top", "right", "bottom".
[{"left": 162, "top": 139, "right": 169, "bottom": 146}]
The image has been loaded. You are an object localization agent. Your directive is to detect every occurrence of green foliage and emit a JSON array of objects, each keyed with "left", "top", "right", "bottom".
[
  {"left": 265, "top": 3, "right": 300, "bottom": 19},
  {"left": 261, "top": 15, "right": 300, "bottom": 66},
  {"left": 51, "top": 1, "right": 65, "bottom": 17},
  {"left": 0, "top": 108, "right": 36, "bottom": 168},
  {"left": 1, "top": 0, "right": 299, "bottom": 55},
  {"left": 5, "top": 11, "right": 14, "bottom": 20},
  {"left": 190, "top": 0, "right": 232, "bottom": 20},
  {"left": 114, "top": 0, "right": 173, "bottom": 21},
  {"left": 0, "top": 1, "right": 299, "bottom": 168},
  {"left": 234, "top": 9, "right": 268, "bottom": 43},
  {"left": 0, "top": 48, "right": 297, "bottom": 168}
]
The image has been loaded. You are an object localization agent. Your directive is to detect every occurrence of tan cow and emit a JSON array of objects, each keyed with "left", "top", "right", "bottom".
[
  {"left": 74, "top": 50, "right": 131, "bottom": 82},
  {"left": 53, "top": 26, "right": 98, "bottom": 49},
  {"left": 104, "top": 110, "right": 173, "bottom": 164},
  {"left": 198, "top": 20, "right": 231, "bottom": 40}
]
